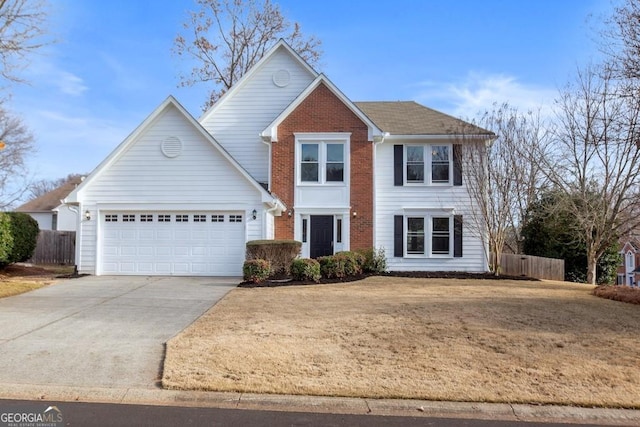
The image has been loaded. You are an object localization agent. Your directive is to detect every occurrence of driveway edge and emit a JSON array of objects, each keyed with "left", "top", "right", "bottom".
[{"left": 1, "top": 384, "right": 639, "bottom": 425}]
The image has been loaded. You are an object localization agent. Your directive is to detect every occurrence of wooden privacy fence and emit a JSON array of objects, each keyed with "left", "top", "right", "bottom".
[
  {"left": 498, "top": 253, "right": 565, "bottom": 281},
  {"left": 29, "top": 230, "right": 76, "bottom": 265}
]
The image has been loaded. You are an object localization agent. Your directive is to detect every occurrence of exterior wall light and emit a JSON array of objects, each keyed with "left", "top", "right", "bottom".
[
  {"left": 84, "top": 210, "right": 91, "bottom": 221},
  {"left": 252, "top": 209, "right": 257, "bottom": 220},
  {"left": 352, "top": 211, "right": 357, "bottom": 217}
]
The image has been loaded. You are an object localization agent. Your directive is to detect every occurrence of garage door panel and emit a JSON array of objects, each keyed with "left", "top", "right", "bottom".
[
  {"left": 138, "top": 246, "right": 153, "bottom": 256},
  {"left": 155, "top": 247, "right": 172, "bottom": 256},
  {"left": 101, "top": 212, "right": 244, "bottom": 276},
  {"left": 139, "top": 230, "right": 154, "bottom": 239},
  {"left": 156, "top": 230, "right": 172, "bottom": 239}
]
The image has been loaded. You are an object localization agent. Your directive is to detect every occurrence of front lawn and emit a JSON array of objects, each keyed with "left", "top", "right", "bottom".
[{"left": 162, "top": 277, "right": 640, "bottom": 408}]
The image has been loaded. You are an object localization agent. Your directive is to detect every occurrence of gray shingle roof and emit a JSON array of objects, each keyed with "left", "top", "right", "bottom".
[
  {"left": 355, "top": 101, "right": 493, "bottom": 136},
  {"left": 15, "top": 176, "right": 83, "bottom": 212}
]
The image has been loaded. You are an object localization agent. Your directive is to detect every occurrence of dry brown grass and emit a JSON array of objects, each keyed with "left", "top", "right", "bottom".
[
  {"left": 163, "top": 277, "right": 640, "bottom": 408},
  {"left": 0, "top": 264, "right": 71, "bottom": 298}
]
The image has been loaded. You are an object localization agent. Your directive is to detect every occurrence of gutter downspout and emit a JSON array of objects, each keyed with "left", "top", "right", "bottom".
[
  {"left": 260, "top": 135, "right": 272, "bottom": 191},
  {"left": 371, "top": 133, "right": 388, "bottom": 249},
  {"left": 64, "top": 200, "right": 81, "bottom": 275}
]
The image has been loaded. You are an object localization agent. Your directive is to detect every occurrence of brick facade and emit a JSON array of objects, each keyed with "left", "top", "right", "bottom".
[{"left": 271, "top": 83, "right": 373, "bottom": 250}]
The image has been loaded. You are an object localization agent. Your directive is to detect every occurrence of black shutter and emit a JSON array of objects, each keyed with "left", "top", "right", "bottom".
[
  {"left": 394, "top": 145, "right": 403, "bottom": 186},
  {"left": 453, "top": 144, "right": 462, "bottom": 186},
  {"left": 394, "top": 215, "right": 404, "bottom": 257},
  {"left": 454, "top": 215, "right": 463, "bottom": 257}
]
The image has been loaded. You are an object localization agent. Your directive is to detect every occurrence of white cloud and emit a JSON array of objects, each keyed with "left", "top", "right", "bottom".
[
  {"left": 57, "top": 71, "right": 89, "bottom": 96},
  {"left": 415, "top": 72, "right": 558, "bottom": 121},
  {"left": 24, "top": 57, "right": 88, "bottom": 97}
]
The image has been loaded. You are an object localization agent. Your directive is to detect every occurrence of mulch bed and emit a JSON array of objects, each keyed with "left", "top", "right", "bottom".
[
  {"left": 239, "top": 271, "right": 538, "bottom": 288},
  {"left": 0, "top": 264, "right": 56, "bottom": 278},
  {"left": 593, "top": 285, "right": 640, "bottom": 305}
]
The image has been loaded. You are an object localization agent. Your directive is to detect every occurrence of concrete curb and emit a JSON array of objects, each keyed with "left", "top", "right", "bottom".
[{"left": 1, "top": 383, "right": 639, "bottom": 425}]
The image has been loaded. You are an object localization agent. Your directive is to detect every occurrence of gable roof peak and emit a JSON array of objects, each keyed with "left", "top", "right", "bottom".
[{"left": 198, "top": 38, "right": 319, "bottom": 122}]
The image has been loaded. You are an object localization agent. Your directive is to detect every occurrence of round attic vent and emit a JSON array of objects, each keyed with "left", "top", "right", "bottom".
[
  {"left": 272, "top": 69, "right": 291, "bottom": 87},
  {"left": 161, "top": 136, "right": 182, "bottom": 158}
]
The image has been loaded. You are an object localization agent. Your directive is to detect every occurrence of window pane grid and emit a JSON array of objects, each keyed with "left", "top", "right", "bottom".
[
  {"left": 407, "top": 217, "right": 425, "bottom": 254},
  {"left": 301, "top": 143, "right": 319, "bottom": 182},
  {"left": 299, "top": 141, "right": 345, "bottom": 183},
  {"left": 432, "top": 217, "right": 450, "bottom": 255},
  {"left": 431, "top": 145, "right": 450, "bottom": 183},
  {"left": 406, "top": 146, "right": 424, "bottom": 182}
]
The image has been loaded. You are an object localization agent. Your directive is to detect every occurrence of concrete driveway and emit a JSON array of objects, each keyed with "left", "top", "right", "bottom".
[{"left": 0, "top": 276, "right": 237, "bottom": 388}]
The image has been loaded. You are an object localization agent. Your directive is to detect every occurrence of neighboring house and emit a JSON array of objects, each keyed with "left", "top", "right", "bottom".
[
  {"left": 617, "top": 238, "right": 640, "bottom": 286},
  {"left": 15, "top": 177, "right": 83, "bottom": 231},
  {"left": 64, "top": 40, "right": 494, "bottom": 276}
]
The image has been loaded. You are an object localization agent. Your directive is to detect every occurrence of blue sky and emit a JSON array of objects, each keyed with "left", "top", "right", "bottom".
[{"left": 9, "top": 0, "right": 612, "bottom": 195}]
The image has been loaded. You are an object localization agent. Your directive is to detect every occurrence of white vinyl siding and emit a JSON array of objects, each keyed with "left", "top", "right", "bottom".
[
  {"left": 199, "top": 46, "right": 315, "bottom": 183},
  {"left": 75, "top": 104, "right": 266, "bottom": 275},
  {"left": 375, "top": 141, "right": 487, "bottom": 272}
]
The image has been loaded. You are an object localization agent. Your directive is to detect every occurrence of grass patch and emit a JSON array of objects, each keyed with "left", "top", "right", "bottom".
[
  {"left": 163, "top": 277, "right": 640, "bottom": 408},
  {"left": 0, "top": 264, "right": 73, "bottom": 298}
]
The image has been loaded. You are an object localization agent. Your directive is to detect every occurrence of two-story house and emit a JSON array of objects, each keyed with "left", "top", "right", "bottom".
[
  {"left": 617, "top": 237, "right": 640, "bottom": 286},
  {"left": 65, "top": 40, "right": 493, "bottom": 276}
]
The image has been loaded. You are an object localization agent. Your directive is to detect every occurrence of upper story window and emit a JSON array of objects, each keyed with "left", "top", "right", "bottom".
[
  {"left": 405, "top": 144, "right": 451, "bottom": 184},
  {"left": 297, "top": 135, "right": 349, "bottom": 185},
  {"left": 326, "top": 144, "right": 344, "bottom": 182},
  {"left": 301, "top": 144, "right": 319, "bottom": 182},
  {"left": 396, "top": 144, "right": 460, "bottom": 186},
  {"left": 431, "top": 146, "right": 450, "bottom": 183}
]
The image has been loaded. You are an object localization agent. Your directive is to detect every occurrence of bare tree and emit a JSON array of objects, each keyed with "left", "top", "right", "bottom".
[
  {"left": 174, "top": 0, "right": 321, "bottom": 110},
  {"left": 0, "top": 105, "right": 34, "bottom": 209},
  {"left": 0, "top": 0, "right": 49, "bottom": 85},
  {"left": 462, "top": 103, "right": 549, "bottom": 274},
  {"left": 542, "top": 64, "right": 640, "bottom": 285}
]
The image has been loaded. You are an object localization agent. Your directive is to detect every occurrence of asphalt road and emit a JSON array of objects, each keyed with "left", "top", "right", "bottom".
[{"left": 0, "top": 400, "right": 609, "bottom": 427}]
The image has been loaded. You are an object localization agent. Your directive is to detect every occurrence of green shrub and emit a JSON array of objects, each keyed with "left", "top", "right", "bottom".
[
  {"left": 6, "top": 212, "right": 39, "bottom": 264},
  {"left": 0, "top": 212, "right": 12, "bottom": 267},
  {"left": 318, "top": 255, "right": 342, "bottom": 279},
  {"left": 246, "top": 240, "right": 301, "bottom": 275},
  {"left": 356, "top": 247, "right": 388, "bottom": 274},
  {"left": 291, "top": 258, "right": 321, "bottom": 282},
  {"left": 334, "top": 251, "right": 363, "bottom": 276},
  {"left": 242, "top": 259, "right": 271, "bottom": 283}
]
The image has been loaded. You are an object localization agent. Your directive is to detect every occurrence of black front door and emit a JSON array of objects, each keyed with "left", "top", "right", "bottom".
[{"left": 310, "top": 215, "right": 334, "bottom": 258}]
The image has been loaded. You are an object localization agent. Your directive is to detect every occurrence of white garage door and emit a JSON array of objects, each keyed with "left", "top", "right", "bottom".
[{"left": 101, "top": 212, "right": 245, "bottom": 276}]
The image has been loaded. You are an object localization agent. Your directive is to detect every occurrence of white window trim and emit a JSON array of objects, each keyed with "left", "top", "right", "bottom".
[
  {"left": 403, "top": 143, "right": 453, "bottom": 186},
  {"left": 295, "top": 133, "right": 350, "bottom": 186},
  {"left": 403, "top": 213, "right": 454, "bottom": 258}
]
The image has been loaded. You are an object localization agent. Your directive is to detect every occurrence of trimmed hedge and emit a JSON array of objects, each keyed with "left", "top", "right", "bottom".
[
  {"left": 0, "top": 212, "right": 39, "bottom": 268},
  {"left": 6, "top": 212, "right": 39, "bottom": 264},
  {"left": 0, "top": 213, "right": 12, "bottom": 267},
  {"left": 246, "top": 240, "right": 301, "bottom": 275},
  {"left": 291, "top": 258, "right": 321, "bottom": 282},
  {"left": 243, "top": 259, "right": 271, "bottom": 283}
]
